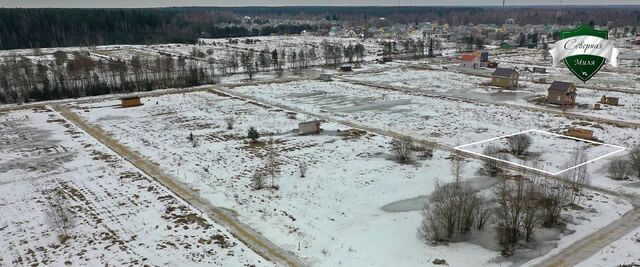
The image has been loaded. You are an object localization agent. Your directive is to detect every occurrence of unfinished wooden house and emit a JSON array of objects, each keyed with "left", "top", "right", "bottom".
[
  {"left": 547, "top": 81, "right": 577, "bottom": 107},
  {"left": 121, "top": 96, "right": 142, "bottom": 108},
  {"left": 490, "top": 68, "right": 519, "bottom": 89}
]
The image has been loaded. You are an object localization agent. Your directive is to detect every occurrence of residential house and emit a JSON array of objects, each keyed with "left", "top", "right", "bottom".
[
  {"left": 460, "top": 54, "right": 480, "bottom": 68},
  {"left": 547, "top": 81, "right": 577, "bottom": 107},
  {"left": 491, "top": 68, "right": 519, "bottom": 89}
]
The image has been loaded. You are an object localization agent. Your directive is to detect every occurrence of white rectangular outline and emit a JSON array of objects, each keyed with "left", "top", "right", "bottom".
[{"left": 454, "top": 129, "right": 627, "bottom": 175}]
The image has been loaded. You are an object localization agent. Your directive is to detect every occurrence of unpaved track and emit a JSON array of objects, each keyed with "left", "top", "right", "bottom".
[
  {"left": 211, "top": 85, "right": 640, "bottom": 267},
  {"left": 52, "top": 105, "right": 305, "bottom": 267},
  {"left": 532, "top": 207, "right": 640, "bottom": 267}
]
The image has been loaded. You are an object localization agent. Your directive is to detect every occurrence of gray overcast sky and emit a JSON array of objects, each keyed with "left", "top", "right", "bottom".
[{"left": 2, "top": 0, "right": 639, "bottom": 8}]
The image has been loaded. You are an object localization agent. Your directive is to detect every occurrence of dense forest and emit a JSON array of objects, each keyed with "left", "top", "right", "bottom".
[{"left": 1, "top": 6, "right": 639, "bottom": 50}]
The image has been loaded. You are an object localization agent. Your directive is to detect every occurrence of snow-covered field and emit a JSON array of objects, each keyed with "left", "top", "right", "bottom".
[
  {"left": 65, "top": 91, "right": 632, "bottom": 266},
  {"left": 457, "top": 129, "right": 625, "bottom": 174},
  {"left": 577, "top": 226, "right": 640, "bottom": 267},
  {"left": 0, "top": 108, "right": 267, "bottom": 266}
]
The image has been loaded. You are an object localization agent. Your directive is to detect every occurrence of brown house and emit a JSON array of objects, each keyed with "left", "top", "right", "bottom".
[
  {"left": 491, "top": 68, "right": 519, "bottom": 89},
  {"left": 121, "top": 96, "right": 142, "bottom": 108},
  {"left": 547, "top": 81, "right": 576, "bottom": 107}
]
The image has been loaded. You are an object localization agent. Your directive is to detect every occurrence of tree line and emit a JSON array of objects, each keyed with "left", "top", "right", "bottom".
[
  {"left": 0, "top": 39, "right": 366, "bottom": 103},
  {"left": 2, "top": 7, "right": 638, "bottom": 50}
]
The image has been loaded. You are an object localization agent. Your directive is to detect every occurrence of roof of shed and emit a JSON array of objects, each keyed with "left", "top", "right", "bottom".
[
  {"left": 548, "top": 81, "right": 575, "bottom": 92},
  {"left": 491, "top": 68, "right": 518, "bottom": 77}
]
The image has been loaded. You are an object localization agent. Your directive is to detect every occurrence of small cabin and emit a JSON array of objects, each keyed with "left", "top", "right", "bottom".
[
  {"left": 298, "top": 120, "right": 323, "bottom": 135},
  {"left": 533, "top": 67, "right": 547, "bottom": 74},
  {"left": 121, "top": 96, "right": 142, "bottom": 108},
  {"left": 460, "top": 54, "right": 480, "bottom": 69},
  {"left": 600, "top": 95, "right": 619, "bottom": 106},
  {"left": 547, "top": 81, "right": 577, "bottom": 107},
  {"left": 340, "top": 64, "right": 353, "bottom": 72},
  {"left": 491, "top": 68, "right": 519, "bottom": 89}
]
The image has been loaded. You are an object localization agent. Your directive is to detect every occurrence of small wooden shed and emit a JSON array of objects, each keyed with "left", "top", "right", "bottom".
[
  {"left": 547, "top": 81, "right": 577, "bottom": 107},
  {"left": 460, "top": 54, "right": 480, "bottom": 69},
  {"left": 121, "top": 96, "right": 142, "bottom": 108},
  {"left": 491, "top": 68, "right": 519, "bottom": 89},
  {"left": 298, "top": 120, "right": 323, "bottom": 135},
  {"left": 600, "top": 95, "right": 619, "bottom": 106},
  {"left": 340, "top": 64, "right": 353, "bottom": 72},
  {"left": 532, "top": 67, "right": 547, "bottom": 74}
]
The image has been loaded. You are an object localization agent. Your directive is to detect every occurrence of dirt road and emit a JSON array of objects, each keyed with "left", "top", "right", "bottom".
[
  {"left": 532, "top": 207, "right": 640, "bottom": 267},
  {"left": 52, "top": 105, "right": 305, "bottom": 267}
]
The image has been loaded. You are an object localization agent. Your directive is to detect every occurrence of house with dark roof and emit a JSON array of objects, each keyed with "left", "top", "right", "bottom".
[
  {"left": 547, "top": 81, "right": 577, "bottom": 107},
  {"left": 490, "top": 68, "right": 519, "bottom": 89}
]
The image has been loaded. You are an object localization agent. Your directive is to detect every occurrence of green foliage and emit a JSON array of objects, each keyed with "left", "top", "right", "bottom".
[{"left": 247, "top": 127, "right": 260, "bottom": 142}]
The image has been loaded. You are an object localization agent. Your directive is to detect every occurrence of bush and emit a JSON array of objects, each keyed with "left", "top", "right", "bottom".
[
  {"left": 247, "top": 127, "right": 260, "bottom": 142},
  {"left": 391, "top": 137, "right": 414, "bottom": 163},
  {"left": 629, "top": 146, "right": 640, "bottom": 179},
  {"left": 506, "top": 133, "right": 532, "bottom": 156},
  {"left": 608, "top": 158, "right": 630, "bottom": 180},
  {"left": 224, "top": 117, "right": 235, "bottom": 130},
  {"left": 482, "top": 144, "right": 507, "bottom": 176}
]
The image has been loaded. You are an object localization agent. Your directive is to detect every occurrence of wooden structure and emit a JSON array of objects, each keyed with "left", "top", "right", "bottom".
[
  {"left": 298, "top": 120, "right": 323, "bottom": 135},
  {"left": 490, "top": 68, "right": 519, "bottom": 89},
  {"left": 547, "top": 81, "right": 576, "bottom": 107},
  {"left": 600, "top": 95, "right": 619, "bottom": 106},
  {"left": 340, "top": 64, "right": 353, "bottom": 71},
  {"left": 533, "top": 67, "right": 547, "bottom": 73},
  {"left": 566, "top": 127, "right": 594, "bottom": 140},
  {"left": 121, "top": 96, "right": 142, "bottom": 108},
  {"left": 460, "top": 54, "right": 480, "bottom": 68}
]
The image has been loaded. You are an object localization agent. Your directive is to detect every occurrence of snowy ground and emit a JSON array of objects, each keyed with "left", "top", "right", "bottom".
[
  {"left": 577, "top": 226, "right": 640, "bottom": 267},
  {"left": 456, "top": 129, "right": 625, "bottom": 175},
  {"left": 0, "top": 108, "right": 267, "bottom": 266},
  {"left": 69, "top": 91, "right": 632, "bottom": 266}
]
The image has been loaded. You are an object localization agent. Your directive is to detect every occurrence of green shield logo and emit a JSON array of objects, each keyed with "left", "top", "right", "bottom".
[
  {"left": 549, "top": 25, "right": 619, "bottom": 83},
  {"left": 561, "top": 25, "right": 607, "bottom": 82}
]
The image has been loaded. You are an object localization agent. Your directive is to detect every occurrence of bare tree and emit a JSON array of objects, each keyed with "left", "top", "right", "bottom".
[
  {"left": 608, "top": 158, "right": 630, "bottom": 180},
  {"left": 419, "top": 156, "right": 487, "bottom": 242},
  {"left": 562, "top": 146, "right": 590, "bottom": 205},
  {"left": 540, "top": 178, "right": 569, "bottom": 228},
  {"left": 390, "top": 137, "right": 414, "bottom": 163},
  {"left": 298, "top": 160, "right": 308, "bottom": 178},
  {"left": 224, "top": 117, "right": 235, "bottom": 130},
  {"left": 251, "top": 170, "right": 266, "bottom": 190},
  {"left": 482, "top": 144, "right": 508, "bottom": 177},
  {"left": 628, "top": 146, "right": 640, "bottom": 179},
  {"left": 264, "top": 137, "right": 280, "bottom": 189},
  {"left": 42, "top": 187, "right": 74, "bottom": 243},
  {"left": 506, "top": 133, "right": 532, "bottom": 156}
]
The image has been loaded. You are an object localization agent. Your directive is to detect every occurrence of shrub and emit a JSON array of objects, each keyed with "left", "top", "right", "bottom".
[
  {"left": 247, "top": 127, "right": 260, "bottom": 142},
  {"left": 391, "top": 137, "right": 414, "bottom": 163},
  {"left": 506, "top": 133, "right": 532, "bottom": 156},
  {"left": 608, "top": 158, "right": 630, "bottom": 180}
]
